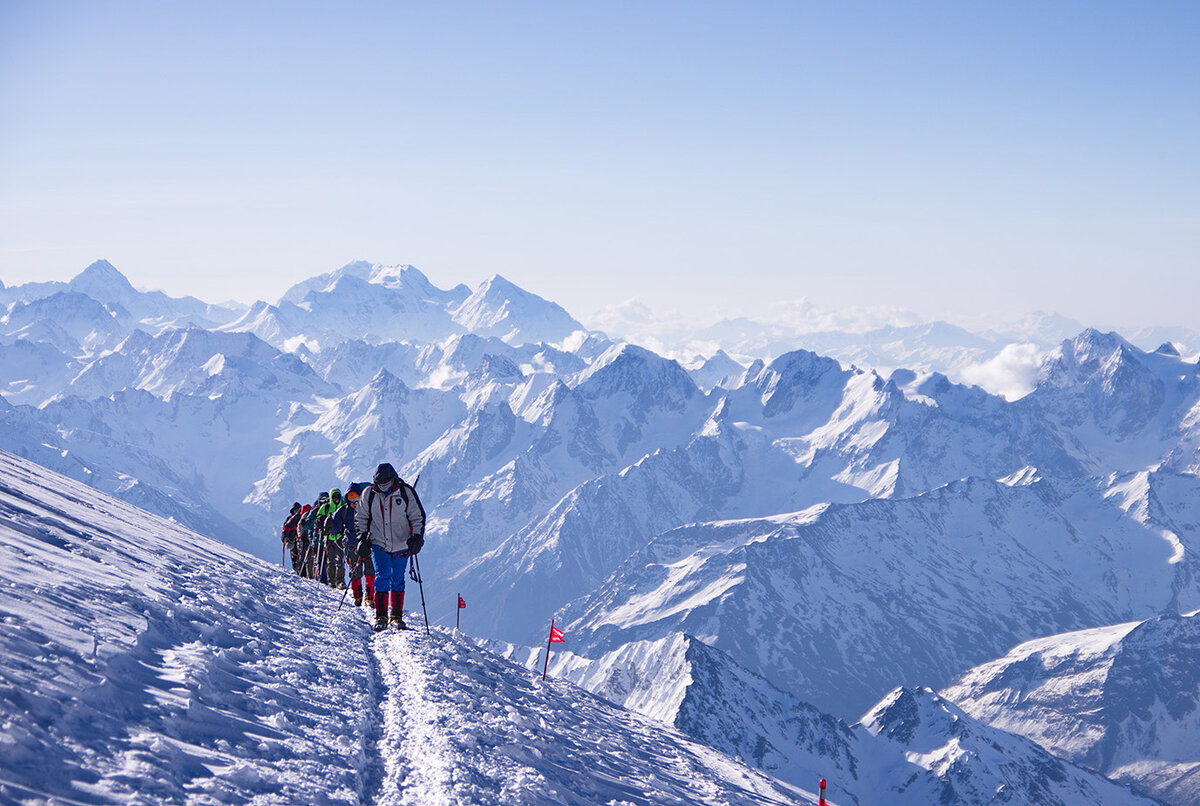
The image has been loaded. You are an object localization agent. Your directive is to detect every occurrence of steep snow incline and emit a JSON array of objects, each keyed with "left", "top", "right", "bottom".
[
  {"left": 371, "top": 626, "right": 812, "bottom": 806},
  {"left": 0, "top": 449, "right": 376, "bottom": 804},
  {"left": 0, "top": 448, "right": 813, "bottom": 805}
]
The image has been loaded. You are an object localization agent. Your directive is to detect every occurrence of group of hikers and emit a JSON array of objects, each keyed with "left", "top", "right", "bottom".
[{"left": 280, "top": 462, "right": 425, "bottom": 632}]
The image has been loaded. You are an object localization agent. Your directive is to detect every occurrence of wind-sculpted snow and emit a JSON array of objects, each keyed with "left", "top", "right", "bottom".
[
  {"left": 0, "top": 449, "right": 377, "bottom": 804},
  {"left": 942, "top": 611, "right": 1200, "bottom": 806}
]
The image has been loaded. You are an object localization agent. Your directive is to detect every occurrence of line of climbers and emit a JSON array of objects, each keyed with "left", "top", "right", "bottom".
[{"left": 280, "top": 462, "right": 425, "bottom": 631}]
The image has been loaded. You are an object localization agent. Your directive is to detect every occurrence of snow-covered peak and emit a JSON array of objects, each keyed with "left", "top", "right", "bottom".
[
  {"left": 67, "top": 258, "right": 138, "bottom": 298},
  {"left": 279, "top": 261, "right": 466, "bottom": 309},
  {"left": 452, "top": 274, "right": 584, "bottom": 345},
  {"left": 861, "top": 686, "right": 1159, "bottom": 806},
  {"left": 573, "top": 343, "right": 698, "bottom": 407}
]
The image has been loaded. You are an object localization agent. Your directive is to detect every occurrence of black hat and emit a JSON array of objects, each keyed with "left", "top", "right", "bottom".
[{"left": 374, "top": 463, "right": 399, "bottom": 486}]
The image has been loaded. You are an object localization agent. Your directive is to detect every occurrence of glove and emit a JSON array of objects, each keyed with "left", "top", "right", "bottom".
[
  {"left": 356, "top": 536, "right": 372, "bottom": 559},
  {"left": 406, "top": 535, "right": 424, "bottom": 556}
]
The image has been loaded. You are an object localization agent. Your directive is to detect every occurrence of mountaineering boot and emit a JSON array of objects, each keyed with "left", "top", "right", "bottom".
[
  {"left": 373, "top": 591, "right": 388, "bottom": 632},
  {"left": 390, "top": 591, "right": 407, "bottom": 630}
]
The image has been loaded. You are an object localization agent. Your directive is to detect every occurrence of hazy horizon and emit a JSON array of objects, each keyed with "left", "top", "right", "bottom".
[{"left": 2, "top": 2, "right": 1197, "bottom": 332}]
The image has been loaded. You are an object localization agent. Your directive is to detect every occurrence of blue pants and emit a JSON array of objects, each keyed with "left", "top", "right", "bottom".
[{"left": 372, "top": 546, "right": 410, "bottom": 593}]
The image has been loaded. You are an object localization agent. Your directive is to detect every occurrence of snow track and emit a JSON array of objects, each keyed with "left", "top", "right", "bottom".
[
  {"left": 366, "top": 622, "right": 809, "bottom": 806},
  {"left": 375, "top": 630, "right": 458, "bottom": 805}
]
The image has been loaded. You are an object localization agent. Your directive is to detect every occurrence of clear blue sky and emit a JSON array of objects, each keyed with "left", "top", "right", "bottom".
[{"left": 1, "top": 1, "right": 1197, "bottom": 329}]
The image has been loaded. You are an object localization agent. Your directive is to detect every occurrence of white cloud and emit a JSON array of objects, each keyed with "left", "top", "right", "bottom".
[{"left": 958, "top": 343, "right": 1047, "bottom": 401}]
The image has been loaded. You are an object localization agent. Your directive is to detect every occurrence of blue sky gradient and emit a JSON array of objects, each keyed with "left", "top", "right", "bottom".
[{"left": 1, "top": 1, "right": 1197, "bottom": 328}]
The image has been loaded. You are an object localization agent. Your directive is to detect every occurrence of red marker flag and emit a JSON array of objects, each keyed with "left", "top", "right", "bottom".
[
  {"left": 456, "top": 593, "right": 466, "bottom": 630},
  {"left": 458, "top": 595, "right": 466, "bottom": 609},
  {"left": 542, "top": 619, "right": 565, "bottom": 680}
]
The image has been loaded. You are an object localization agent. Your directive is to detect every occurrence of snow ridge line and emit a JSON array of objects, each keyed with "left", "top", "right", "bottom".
[{"left": 373, "top": 629, "right": 459, "bottom": 805}]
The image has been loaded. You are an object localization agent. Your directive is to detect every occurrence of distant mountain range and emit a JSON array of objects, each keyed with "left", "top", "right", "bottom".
[{"left": 2, "top": 258, "right": 1198, "bottom": 804}]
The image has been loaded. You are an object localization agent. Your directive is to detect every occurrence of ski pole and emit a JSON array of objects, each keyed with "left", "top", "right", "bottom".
[{"left": 409, "top": 554, "right": 430, "bottom": 635}]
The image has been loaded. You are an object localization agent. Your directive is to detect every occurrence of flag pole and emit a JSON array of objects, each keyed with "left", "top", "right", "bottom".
[
  {"left": 456, "top": 592, "right": 461, "bottom": 630},
  {"left": 542, "top": 619, "right": 555, "bottom": 681}
]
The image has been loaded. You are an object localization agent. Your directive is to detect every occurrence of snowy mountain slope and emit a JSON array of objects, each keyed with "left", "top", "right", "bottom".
[
  {"left": 247, "top": 369, "right": 466, "bottom": 515},
  {"left": 278, "top": 259, "right": 470, "bottom": 309},
  {"left": 0, "top": 448, "right": 815, "bottom": 806},
  {"left": 0, "top": 338, "right": 78, "bottom": 406},
  {"left": 941, "top": 611, "right": 1200, "bottom": 806},
  {"left": 555, "top": 472, "right": 1200, "bottom": 720},
  {"left": 0, "top": 448, "right": 378, "bottom": 804},
  {"left": 683, "top": 349, "right": 746, "bottom": 393},
  {"left": 0, "top": 260, "right": 240, "bottom": 334},
  {"left": 215, "top": 298, "right": 316, "bottom": 350},
  {"left": 37, "top": 388, "right": 287, "bottom": 532},
  {"left": 860, "top": 687, "right": 1159, "bottom": 806},
  {"left": 495, "top": 631, "right": 1158, "bottom": 806},
  {"left": 710, "top": 349, "right": 1079, "bottom": 502},
  {"left": 66, "top": 326, "right": 337, "bottom": 402},
  {"left": 66, "top": 259, "right": 241, "bottom": 330},
  {"left": 0, "top": 396, "right": 261, "bottom": 555},
  {"left": 376, "top": 627, "right": 815, "bottom": 806},
  {"left": 499, "top": 632, "right": 862, "bottom": 798},
  {"left": 426, "top": 349, "right": 1086, "bottom": 644},
  {"left": 223, "top": 261, "right": 581, "bottom": 351},
  {"left": 1, "top": 291, "right": 131, "bottom": 357}
]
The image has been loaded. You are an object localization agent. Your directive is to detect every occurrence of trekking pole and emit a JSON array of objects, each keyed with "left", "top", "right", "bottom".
[
  {"left": 299, "top": 541, "right": 314, "bottom": 578},
  {"left": 338, "top": 555, "right": 365, "bottom": 611},
  {"left": 409, "top": 554, "right": 430, "bottom": 636}
]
